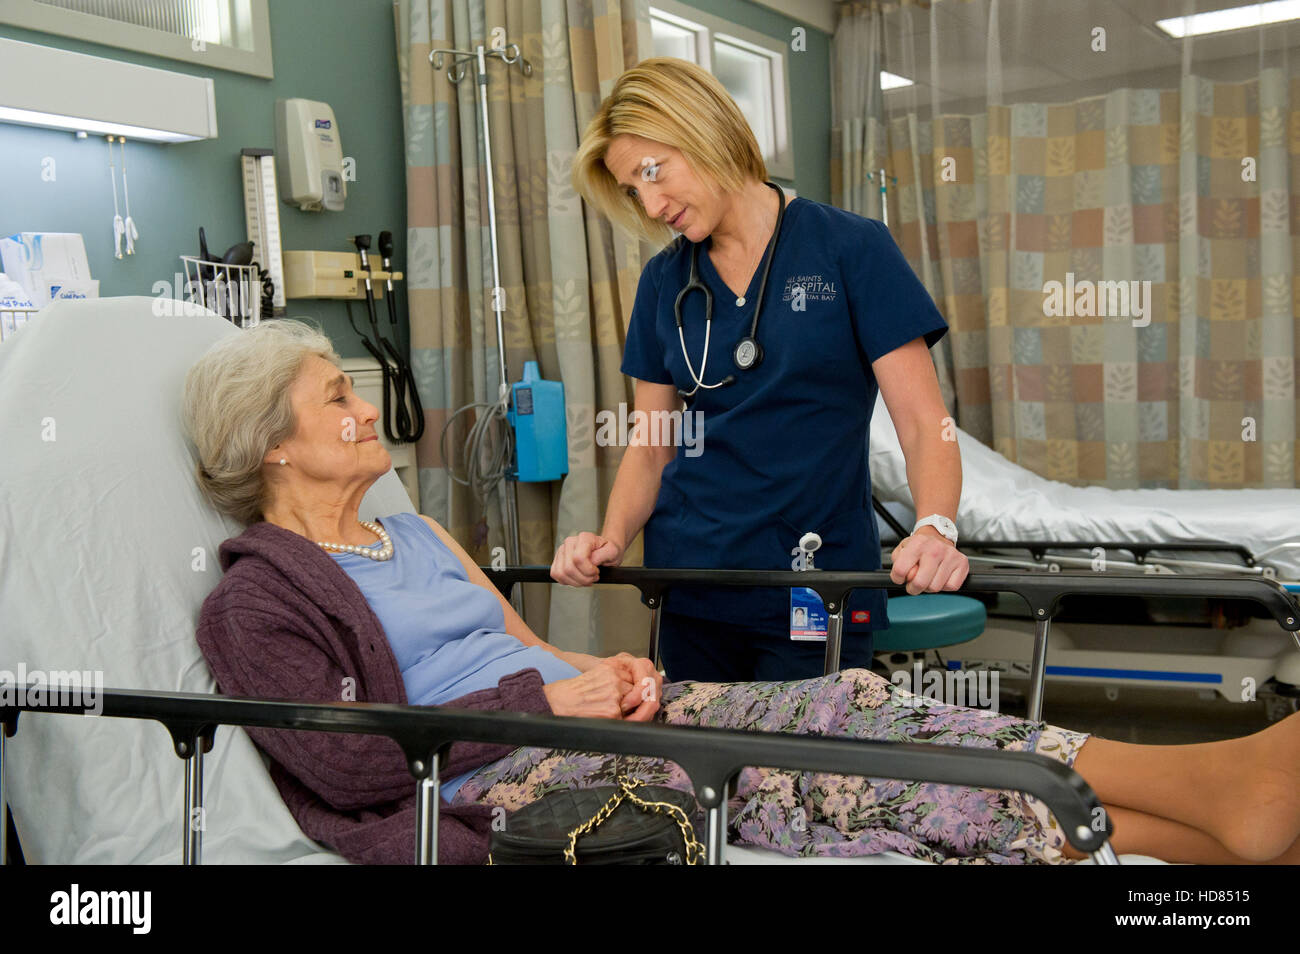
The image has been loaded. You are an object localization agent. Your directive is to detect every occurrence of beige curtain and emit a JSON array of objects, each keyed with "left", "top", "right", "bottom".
[
  {"left": 396, "top": 0, "right": 654, "bottom": 654},
  {"left": 832, "top": 0, "right": 1299, "bottom": 488}
]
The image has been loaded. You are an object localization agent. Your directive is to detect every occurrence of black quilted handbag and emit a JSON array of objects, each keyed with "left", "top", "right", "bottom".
[{"left": 487, "top": 779, "right": 704, "bottom": 865}]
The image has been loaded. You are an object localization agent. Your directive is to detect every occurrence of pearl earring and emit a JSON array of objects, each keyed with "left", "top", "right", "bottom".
[{"left": 280, "top": 459, "right": 286, "bottom": 465}]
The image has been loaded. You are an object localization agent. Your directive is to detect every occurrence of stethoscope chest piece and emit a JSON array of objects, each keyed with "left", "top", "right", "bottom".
[
  {"left": 675, "top": 181, "right": 786, "bottom": 396},
  {"left": 733, "top": 336, "right": 762, "bottom": 371}
]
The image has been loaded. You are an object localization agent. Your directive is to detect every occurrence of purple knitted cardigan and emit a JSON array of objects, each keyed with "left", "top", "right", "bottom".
[{"left": 194, "top": 519, "right": 554, "bottom": 865}]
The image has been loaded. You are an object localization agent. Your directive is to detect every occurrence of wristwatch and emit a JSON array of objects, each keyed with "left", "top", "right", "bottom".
[{"left": 913, "top": 514, "right": 958, "bottom": 545}]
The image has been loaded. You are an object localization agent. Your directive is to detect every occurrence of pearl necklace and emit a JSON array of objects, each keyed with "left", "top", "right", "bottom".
[{"left": 316, "top": 520, "right": 394, "bottom": 561}]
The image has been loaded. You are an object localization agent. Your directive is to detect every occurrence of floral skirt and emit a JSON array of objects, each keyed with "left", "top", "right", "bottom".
[{"left": 450, "top": 668, "right": 1091, "bottom": 864}]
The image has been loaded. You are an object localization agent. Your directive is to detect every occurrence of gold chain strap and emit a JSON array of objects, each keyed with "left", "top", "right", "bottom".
[
  {"left": 562, "top": 777, "right": 705, "bottom": 865},
  {"left": 563, "top": 785, "right": 631, "bottom": 864},
  {"left": 616, "top": 778, "right": 705, "bottom": 866}
]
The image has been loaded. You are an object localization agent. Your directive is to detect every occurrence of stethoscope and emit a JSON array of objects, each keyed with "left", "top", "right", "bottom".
[{"left": 674, "top": 181, "right": 786, "bottom": 397}]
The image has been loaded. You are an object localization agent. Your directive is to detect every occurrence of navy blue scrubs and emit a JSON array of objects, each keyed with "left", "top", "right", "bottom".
[{"left": 621, "top": 196, "right": 948, "bottom": 681}]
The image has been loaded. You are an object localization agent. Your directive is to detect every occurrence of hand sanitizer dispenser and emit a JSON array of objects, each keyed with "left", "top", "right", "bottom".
[{"left": 275, "top": 98, "right": 346, "bottom": 212}]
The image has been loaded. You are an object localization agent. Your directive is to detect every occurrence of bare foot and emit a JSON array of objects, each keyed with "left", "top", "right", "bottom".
[{"left": 1215, "top": 711, "right": 1300, "bottom": 861}]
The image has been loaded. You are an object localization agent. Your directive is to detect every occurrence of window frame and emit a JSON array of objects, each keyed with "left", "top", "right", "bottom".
[
  {"left": 0, "top": 0, "right": 273, "bottom": 78},
  {"left": 650, "top": 0, "right": 795, "bottom": 181}
]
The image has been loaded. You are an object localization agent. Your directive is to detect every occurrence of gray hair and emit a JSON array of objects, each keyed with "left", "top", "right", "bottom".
[{"left": 181, "top": 319, "right": 341, "bottom": 526}]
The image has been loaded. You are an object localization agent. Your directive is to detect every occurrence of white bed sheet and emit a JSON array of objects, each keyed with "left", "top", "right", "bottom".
[{"left": 869, "top": 394, "right": 1300, "bottom": 578}]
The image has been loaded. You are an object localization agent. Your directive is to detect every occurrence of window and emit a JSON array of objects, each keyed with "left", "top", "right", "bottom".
[
  {"left": 0, "top": 0, "right": 272, "bottom": 78},
  {"left": 650, "top": 0, "right": 794, "bottom": 180}
]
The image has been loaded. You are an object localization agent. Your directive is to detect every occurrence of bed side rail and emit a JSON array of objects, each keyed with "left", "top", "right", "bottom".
[
  {"left": 0, "top": 687, "right": 1116, "bottom": 866},
  {"left": 484, "top": 566, "right": 1300, "bottom": 722},
  {"left": 483, "top": 565, "right": 1299, "bottom": 634}
]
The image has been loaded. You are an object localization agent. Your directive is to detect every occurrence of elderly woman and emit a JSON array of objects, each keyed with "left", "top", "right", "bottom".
[{"left": 183, "top": 319, "right": 1300, "bottom": 866}]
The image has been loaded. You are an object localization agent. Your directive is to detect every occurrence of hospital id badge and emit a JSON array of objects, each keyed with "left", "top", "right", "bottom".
[{"left": 789, "top": 587, "right": 828, "bottom": 641}]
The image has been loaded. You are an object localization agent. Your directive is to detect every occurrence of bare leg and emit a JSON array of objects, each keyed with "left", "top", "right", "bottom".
[
  {"left": 1068, "top": 712, "right": 1300, "bottom": 861},
  {"left": 1060, "top": 804, "right": 1266, "bottom": 864},
  {"left": 1061, "top": 804, "right": 1300, "bottom": 864}
]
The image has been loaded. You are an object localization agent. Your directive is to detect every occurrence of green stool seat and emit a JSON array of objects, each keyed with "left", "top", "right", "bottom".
[{"left": 874, "top": 594, "right": 987, "bottom": 653}]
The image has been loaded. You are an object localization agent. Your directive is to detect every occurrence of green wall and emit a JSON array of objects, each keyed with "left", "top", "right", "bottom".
[
  {"left": 0, "top": 0, "right": 408, "bottom": 359},
  {"left": 0, "top": 0, "right": 831, "bottom": 357},
  {"left": 673, "top": 0, "right": 832, "bottom": 203}
]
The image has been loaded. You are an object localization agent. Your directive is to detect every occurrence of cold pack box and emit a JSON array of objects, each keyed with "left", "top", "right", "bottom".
[{"left": 0, "top": 233, "right": 95, "bottom": 307}]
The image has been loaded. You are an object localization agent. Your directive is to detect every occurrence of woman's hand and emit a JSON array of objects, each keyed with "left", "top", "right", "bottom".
[
  {"left": 548, "top": 653, "right": 662, "bottom": 721},
  {"left": 551, "top": 531, "right": 625, "bottom": 586},
  {"left": 542, "top": 667, "right": 634, "bottom": 719},
  {"left": 594, "top": 652, "right": 661, "bottom": 722},
  {"left": 889, "top": 528, "right": 969, "bottom": 596}
]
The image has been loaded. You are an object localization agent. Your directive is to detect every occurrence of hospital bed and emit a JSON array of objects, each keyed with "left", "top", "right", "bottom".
[
  {"left": 3, "top": 296, "right": 1279, "bottom": 866},
  {"left": 869, "top": 396, "right": 1300, "bottom": 716}
]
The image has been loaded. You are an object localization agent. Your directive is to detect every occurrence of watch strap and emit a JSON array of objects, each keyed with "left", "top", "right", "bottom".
[{"left": 913, "top": 514, "right": 958, "bottom": 544}]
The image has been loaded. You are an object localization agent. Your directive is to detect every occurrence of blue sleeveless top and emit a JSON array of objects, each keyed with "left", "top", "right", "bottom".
[{"left": 328, "top": 511, "right": 580, "bottom": 800}]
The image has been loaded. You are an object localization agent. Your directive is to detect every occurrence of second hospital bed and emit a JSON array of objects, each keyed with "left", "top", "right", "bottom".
[
  {"left": 8, "top": 297, "right": 1294, "bottom": 865},
  {"left": 869, "top": 393, "right": 1300, "bottom": 716}
]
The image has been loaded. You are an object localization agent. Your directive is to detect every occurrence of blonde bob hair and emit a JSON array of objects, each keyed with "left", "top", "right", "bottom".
[
  {"left": 572, "top": 57, "right": 767, "bottom": 246},
  {"left": 182, "top": 319, "right": 341, "bottom": 526}
]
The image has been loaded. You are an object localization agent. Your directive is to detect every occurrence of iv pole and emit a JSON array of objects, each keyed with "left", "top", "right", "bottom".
[
  {"left": 868, "top": 167, "right": 896, "bottom": 226},
  {"left": 430, "top": 41, "right": 532, "bottom": 616}
]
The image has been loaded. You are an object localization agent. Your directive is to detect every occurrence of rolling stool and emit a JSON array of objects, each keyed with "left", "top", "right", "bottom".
[{"left": 875, "top": 593, "right": 987, "bottom": 653}]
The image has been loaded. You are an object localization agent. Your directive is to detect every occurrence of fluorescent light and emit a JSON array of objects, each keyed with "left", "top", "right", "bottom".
[
  {"left": 0, "top": 106, "right": 202, "bottom": 143},
  {"left": 1156, "top": 0, "right": 1300, "bottom": 38},
  {"left": 881, "top": 70, "right": 914, "bottom": 90},
  {"left": 0, "top": 37, "right": 217, "bottom": 143}
]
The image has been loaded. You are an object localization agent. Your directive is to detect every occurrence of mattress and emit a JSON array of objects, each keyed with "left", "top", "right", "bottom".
[{"left": 869, "top": 395, "right": 1300, "bottom": 579}]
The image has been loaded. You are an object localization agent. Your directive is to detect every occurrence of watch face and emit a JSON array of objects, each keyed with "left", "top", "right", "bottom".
[{"left": 918, "top": 516, "right": 956, "bottom": 540}]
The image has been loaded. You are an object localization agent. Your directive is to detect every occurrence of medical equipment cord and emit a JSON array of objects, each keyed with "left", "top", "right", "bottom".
[
  {"left": 379, "top": 231, "right": 425, "bottom": 442},
  {"left": 350, "top": 234, "right": 424, "bottom": 444},
  {"left": 440, "top": 394, "right": 514, "bottom": 504},
  {"left": 354, "top": 234, "right": 405, "bottom": 442},
  {"left": 346, "top": 299, "right": 399, "bottom": 442},
  {"left": 108, "top": 136, "right": 125, "bottom": 259}
]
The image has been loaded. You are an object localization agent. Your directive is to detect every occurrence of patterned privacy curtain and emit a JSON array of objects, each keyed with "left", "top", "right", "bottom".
[
  {"left": 832, "top": 0, "right": 1299, "bottom": 488},
  {"left": 396, "top": 0, "right": 654, "bottom": 655}
]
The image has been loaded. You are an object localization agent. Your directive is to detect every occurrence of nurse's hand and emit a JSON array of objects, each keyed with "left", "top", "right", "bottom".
[
  {"left": 542, "top": 667, "right": 634, "bottom": 719},
  {"left": 890, "top": 528, "right": 969, "bottom": 596},
  {"left": 551, "top": 531, "right": 624, "bottom": 586}
]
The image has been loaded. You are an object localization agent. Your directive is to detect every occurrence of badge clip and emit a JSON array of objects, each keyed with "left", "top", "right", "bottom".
[{"left": 790, "top": 531, "right": 827, "bottom": 641}]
